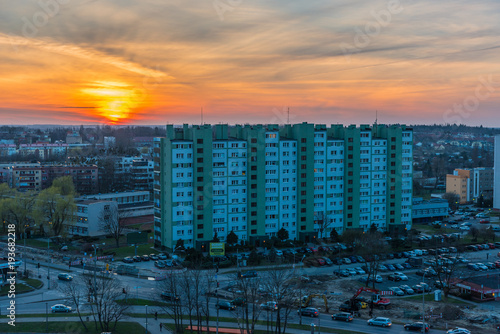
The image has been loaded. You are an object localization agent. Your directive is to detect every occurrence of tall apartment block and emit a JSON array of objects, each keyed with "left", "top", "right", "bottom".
[
  {"left": 494, "top": 135, "right": 500, "bottom": 210},
  {"left": 154, "top": 123, "right": 413, "bottom": 250}
]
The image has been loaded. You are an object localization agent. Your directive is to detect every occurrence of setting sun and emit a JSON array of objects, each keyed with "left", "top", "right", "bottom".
[{"left": 81, "top": 81, "right": 143, "bottom": 123}]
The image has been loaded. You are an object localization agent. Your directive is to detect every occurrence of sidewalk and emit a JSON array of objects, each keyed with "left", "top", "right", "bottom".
[{"left": 12, "top": 315, "right": 320, "bottom": 334}]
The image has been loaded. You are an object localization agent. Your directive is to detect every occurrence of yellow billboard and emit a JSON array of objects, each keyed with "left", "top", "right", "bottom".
[{"left": 209, "top": 242, "right": 225, "bottom": 256}]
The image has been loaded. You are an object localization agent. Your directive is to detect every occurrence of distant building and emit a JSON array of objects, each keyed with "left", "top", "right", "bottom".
[
  {"left": 69, "top": 200, "right": 117, "bottom": 237},
  {"left": 18, "top": 143, "right": 67, "bottom": 159},
  {"left": 495, "top": 135, "right": 500, "bottom": 210},
  {"left": 104, "top": 136, "right": 116, "bottom": 149},
  {"left": 0, "top": 163, "right": 98, "bottom": 194},
  {"left": 69, "top": 191, "right": 153, "bottom": 237},
  {"left": 65, "top": 131, "right": 82, "bottom": 144},
  {"left": 130, "top": 158, "right": 154, "bottom": 192},
  {"left": 446, "top": 167, "right": 494, "bottom": 204},
  {"left": 412, "top": 197, "right": 449, "bottom": 224},
  {"left": 446, "top": 169, "right": 471, "bottom": 204}
]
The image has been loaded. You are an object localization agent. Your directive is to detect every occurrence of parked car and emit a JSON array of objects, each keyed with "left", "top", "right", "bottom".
[
  {"left": 123, "top": 256, "right": 134, "bottom": 263},
  {"left": 51, "top": 304, "right": 72, "bottom": 313},
  {"left": 154, "top": 261, "right": 166, "bottom": 268},
  {"left": 412, "top": 285, "right": 424, "bottom": 293},
  {"left": 158, "top": 253, "right": 168, "bottom": 260},
  {"left": 367, "top": 317, "right": 392, "bottom": 327},
  {"left": 388, "top": 274, "right": 402, "bottom": 282},
  {"left": 476, "top": 263, "right": 489, "bottom": 271},
  {"left": 342, "top": 258, "right": 351, "bottom": 264},
  {"left": 298, "top": 307, "right": 319, "bottom": 317},
  {"left": 149, "top": 254, "right": 159, "bottom": 261},
  {"left": 322, "top": 257, "right": 333, "bottom": 266},
  {"left": 404, "top": 322, "right": 430, "bottom": 332},
  {"left": 331, "top": 312, "right": 353, "bottom": 322},
  {"left": 385, "top": 264, "right": 396, "bottom": 271},
  {"left": 467, "top": 263, "right": 479, "bottom": 271},
  {"left": 356, "top": 256, "right": 366, "bottom": 263},
  {"left": 216, "top": 301, "right": 236, "bottom": 310},
  {"left": 374, "top": 275, "right": 383, "bottom": 283},
  {"left": 133, "top": 256, "right": 142, "bottom": 262},
  {"left": 446, "top": 328, "right": 471, "bottom": 334},
  {"left": 354, "top": 267, "right": 366, "bottom": 275},
  {"left": 388, "top": 287, "right": 404, "bottom": 296},
  {"left": 399, "top": 285, "right": 415, "bottom": 295},
  {"left": 141, "top": 255, "right": 150, "bottom": 261}
]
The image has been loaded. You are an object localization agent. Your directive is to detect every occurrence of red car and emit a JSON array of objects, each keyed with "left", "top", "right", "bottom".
[
  {"left": 494, "top": 261, "right": 500, "bottom": 268},
  {"left": 476, "top": 245, "right": 484, "bottom": 250},
  {"left": 317, "top": 258, "right": 326, "bottom": 266},
  {"left": 488, "top": 243, "right": 496, "bottom": 249},
  {"left": 480, "top": 220, "right": 490, "bottom": 224},
  {"left": 309, "top": 247, "right": 318, "bottom": 253}
]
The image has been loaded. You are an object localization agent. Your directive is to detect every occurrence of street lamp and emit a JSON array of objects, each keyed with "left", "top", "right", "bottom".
[
  {"left": 145, "top": 305, "right": 148, "bottom": 334},
  {"left": 422, "top": 271, "right": 426, "bottom": 333},
  {"left": 310, "top": 323, "right": 316, "bottom": 334}
]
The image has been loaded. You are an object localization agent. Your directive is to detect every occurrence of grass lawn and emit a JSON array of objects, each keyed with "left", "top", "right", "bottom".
[
  {"left": 22, "top": 278, "right": 43, "bottom": 289},
  {"left": 0, "top": 321, "right": 147, "bottom": 333},
  {"left": 25, "top": 239, "right": 58, "bottom": 250},
  {"left": 0, "top": 282, "right": 33, "bottom": 296},
  {"left": 109, "top": 243, "right": 159, "bottom": 260},
  {"left": 116, "top": 298, "right": 170, "bottom": 307}
]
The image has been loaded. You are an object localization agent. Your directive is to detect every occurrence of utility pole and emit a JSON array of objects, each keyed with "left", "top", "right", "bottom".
[
  {"left": 145, "top": 305, "right": 148, "bottom": 334},
  {"left": 422, "top": 271, "right": 426, "bottom": 333},
  {"left": 46, "top": 303, "right": 48, "bottom": 332}
]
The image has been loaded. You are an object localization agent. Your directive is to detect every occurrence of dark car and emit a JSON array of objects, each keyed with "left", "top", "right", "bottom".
[
  {"left": 123, "top": 257, "right": 134, "bottom": 263},
  {"left": 133, "top": 255, "right": 142, "bottom": 262},
  {"left": 57, "top": 273, "right": 73, "bottom": 281},
  {"left": 149, "top": 253, "right": 159, "bottom": 261},
  {"left": 141, "top": 255, "right": 150, "bottom": 261},
  {"left": 298, "top": 307, "right": 319, "bottom": 317},
  {"left": 216, "top": 301, "right": 236, "bottom": 310},
  {"left": 161, "top": 292, "right": 180, "bottom": 302},
  {"left": 412, "top": 285, "right": 424, "bottom": 293},
  {"left": 388, "top": 274, "right": 401, "bottom": 282},
  {"left": 231, "top": 298, "right": 246, "bottom": 306},
  {"left": 356, "top": 256, "right": 366, "bottom": 263},
  {"left": 332, "top": 312, "right": 353, "bottom": 322},
  {"left": 154, "top": 260, "right": 165, "bottom": 268},
  {"left": 349, "top": 256, "right": 358, "bottom": 263},
  {"left": 404, "top": 322, "right": 430, "bottom": 332},
  {"left": 239, "top": 270, "right": 258, "bottom": 279}
]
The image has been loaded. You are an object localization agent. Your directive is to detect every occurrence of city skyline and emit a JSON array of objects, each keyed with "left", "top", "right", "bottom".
[{"left": 1, "top": 0, "right": 500, "bottom": 126}]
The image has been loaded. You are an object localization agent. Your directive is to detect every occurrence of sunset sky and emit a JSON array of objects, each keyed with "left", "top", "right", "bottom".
[{"left": 1, "top": 0, "right": 500, "bottom": 126}]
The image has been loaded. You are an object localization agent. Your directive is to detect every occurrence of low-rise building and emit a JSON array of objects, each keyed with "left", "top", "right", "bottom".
[
  {"left": 68, "top": 199, "right": 118, "bottom": 237},
  {"left": 412, "top": 197, "right": 449, "bottom": 224}
]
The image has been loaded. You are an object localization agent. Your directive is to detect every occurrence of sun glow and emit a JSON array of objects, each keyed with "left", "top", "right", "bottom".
[{"left": 81, "top": 81, "right": 143, "bottom": 123}]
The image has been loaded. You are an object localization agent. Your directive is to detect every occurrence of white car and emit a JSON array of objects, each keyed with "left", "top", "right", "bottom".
[
  {"left": 347, "top": 268, "right": 357, "bottom": 276},
  {"left": 446, "top": 328, "right": 471, "bottom": 334},
  {"left": 51, "top": 304, "right": 72, "bottom": 313},
  {"left": 374, "top": 275, "right": 383, "bottom": 283},
  {"left": 476, "top": 263, "right": 489, "bottom": 271},
  {"left": 459, "top": 226, "right": 470, "bottom": 231},
  {"left": 393, "top": 272, "right": 408, "bottom": 281},
  {"left": 388, "top": 287, "right": 404, "bottom": 296},
  {"left": 367, "top": 317, "right": 392, "bottom": 327},
  {"left": 354, "top": 267, "right": 366, "bottom": 275}
]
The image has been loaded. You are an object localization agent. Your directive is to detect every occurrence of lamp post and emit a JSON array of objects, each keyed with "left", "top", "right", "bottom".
[
  {"left": 145, "top": 305, "right": 148, "bottom": 334},
  {"left": 310, "top": 323, "right": 315, "bottom": 334},
  {"left": 46, "top": 302, "right": 48, "bottom": 332},
  {"left": 422, "top": 271, "right": 426, "bottom": 333}
]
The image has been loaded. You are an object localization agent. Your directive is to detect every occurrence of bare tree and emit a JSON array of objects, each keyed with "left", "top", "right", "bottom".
[
  {"left": 356, "top": 233, "right": 389, "bottom": 288},
  {"left": 261, "top": 269, "right": 295, "bottom": 334},
  {"left": 84, "top": 273, "right": 129, "bottom": 332},
  {"left": 98, "top": 204, "right": 127, "bottom": 248},
  {"left": 201, "top": 270, "right": 216, "bottom": 332},
  {"left": 315, "top": 212, "right": 334, "bottom": 239},
  {"left": 233, "top": 275, "right": 263, "bottom": 334},
  {"left": 58, "top": 278, "right": 88, "bottom": 332},
  {"left": 157, "top": 272, "right": 184, "bottom": 333}
]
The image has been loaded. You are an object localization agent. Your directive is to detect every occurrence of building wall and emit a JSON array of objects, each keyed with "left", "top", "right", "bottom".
[
  {"left": 446, "top": 171, "right": 470, "bottom": 204},
  {"left": 69, "top": 200, "right": 117, "bottom": 237},
  {"left": 495, "top": 135, "right": 500, "bottom": 210},
  {"left": 155, "top": 123, "right": 413, "bottom": 250},
  {"left": 412, "top": 197, "right": 449, "bottom": 223}
]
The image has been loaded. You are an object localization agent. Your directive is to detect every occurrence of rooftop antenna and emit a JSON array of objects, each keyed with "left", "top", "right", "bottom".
[
  {"left": 201, "top": 107, "right": 204, "bottom": 125},
  {"left": 375, "top": 110, "right": 378, "bottom": 125},
  {"left": 287, "top": 107, "right": 290, "bottom": 124}
]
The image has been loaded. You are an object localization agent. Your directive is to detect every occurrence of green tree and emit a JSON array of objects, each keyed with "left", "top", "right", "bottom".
[
  {"left": 212, "top": 232, "right": 220, "bottom": 242},
  {"left": 51, "top": 176, "right": 75, "bottom": 196},
  {"left": 248, "top": 249, "right": 260, "bottom": 265},
  {"left": 35, "top": 184, "right": 76, "bottom": 236},
  {"left": 1, "top": 190, "right": 36, "bottom": 237},
  {"left": 443, "top": 192, "right": 460, "bottom": 210},
  {"left": 329, "top": 228, "right": 339, "bottom": 242},
  {"left": 226, "top": 230, "right": 238, "bottom": 245},
  {"left": 277, "top": 228, "right": 289, "bottom": 242},
  {"left": 369, "top": 223, "right": 378, "bottom": 234}
]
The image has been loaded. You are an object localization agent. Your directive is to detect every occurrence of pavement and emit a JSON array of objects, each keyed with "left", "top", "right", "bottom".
[{"left": 10, "top": 315, "right": 320, "bottom": 334}]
